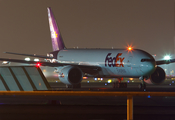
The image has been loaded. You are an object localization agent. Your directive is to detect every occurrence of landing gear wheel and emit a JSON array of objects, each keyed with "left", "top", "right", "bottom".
[
  {"left": 138, "top": 84, "right": 142, "bottom": 89},
  {"left": 139, "top": 83, "right": 146, "bottom": 89}
]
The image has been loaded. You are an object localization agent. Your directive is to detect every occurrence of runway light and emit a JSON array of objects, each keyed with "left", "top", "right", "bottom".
[
  {"left": 83, "top": 77, "right": 88, "bottom": 79},
  {"left": 108, "top": 79, "right": 112, "bottom": 83}
]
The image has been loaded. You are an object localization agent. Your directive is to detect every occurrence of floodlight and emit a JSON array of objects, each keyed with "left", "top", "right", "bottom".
[{"left": 164, "top": 55, "right": 171, "bottom": 60}]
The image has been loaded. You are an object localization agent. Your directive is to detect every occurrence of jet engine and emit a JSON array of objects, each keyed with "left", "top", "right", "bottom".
[
  {"left": 58, "top": 66, "right": 83, "bottom": 85},
  {"left": 144, "top": 66, "right": 165, "bottom": 84}
]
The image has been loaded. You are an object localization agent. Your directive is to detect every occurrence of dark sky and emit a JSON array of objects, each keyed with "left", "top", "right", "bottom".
[{"left": 0, "top": 0, "right": 174, "bottom": 60}]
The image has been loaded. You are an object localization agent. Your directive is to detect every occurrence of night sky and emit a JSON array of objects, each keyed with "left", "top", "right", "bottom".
[{"left": 0, "top": 0, "right": 174, "bottom": 60}]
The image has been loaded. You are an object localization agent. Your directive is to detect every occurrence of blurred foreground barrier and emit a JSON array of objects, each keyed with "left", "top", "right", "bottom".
[
  {"left": 0, "top": 91, "right": 174, "bottom": 120},
  {"left": 0, "top": 66, "right": 51, "bottom": 91}
]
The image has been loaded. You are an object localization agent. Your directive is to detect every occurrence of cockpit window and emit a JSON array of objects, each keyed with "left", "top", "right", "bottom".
[{"left": 141, "top": 59, "right": 154, "bottom": 62}]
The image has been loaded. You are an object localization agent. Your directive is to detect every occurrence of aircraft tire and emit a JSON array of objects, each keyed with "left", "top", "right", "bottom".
[
  {"left": 138, "top": 84, "right": 142, "bottom": 89},
  {"left": 139, "top": 83, "right": 146, "bottom": 89}
]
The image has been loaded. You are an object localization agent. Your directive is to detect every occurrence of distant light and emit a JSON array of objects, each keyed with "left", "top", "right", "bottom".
[
  {"left": 169, "top": 84, "right": 171, "bottom": 86},
  {"left": 101, "top": 78, "right": 103, "bottom": 80},
  {"left": 87, "top": 81, "right": 89, "bottom": 83},
  {"left": 164, "top": 55, "right": 171, "bottom": 60},
  {"left": 152, "top": 54, "right": 156, "bottom": 58},
  {"left": 24, "top": 57, "right": 30, "bottom": 61},
  {"left": 94, "top": 78, "right": 97, "bottom": 81},
  {"left": 34, "top": 58, "right": 39, "bottom": 62},
  {"left": 2, "top": 61, "right": 10, "bottom": 65},
  {"left": 105, "top": 83, "right": 107, "bottom": 85},
  {"left": 56, "top": 81, "right": 58, "bottom": 82},
  {"left": 172, "top": 81, "right": 174, "bottom": 83},
  {"left": 108, "top": 79, "right": 112, "bottom": 83},
  {"left": 127, "top": 81, "right": 129, "bottom": 83},
  {"left": 148, "top": 95, "right": 151, "bottom": 98},
  {"left": 83, "top": 77, "right": 88, "bottom": 79}
]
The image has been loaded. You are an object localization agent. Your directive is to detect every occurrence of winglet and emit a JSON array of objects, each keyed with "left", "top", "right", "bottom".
[{"left": 47, "top": 7, "right": 66, "bottom": 51}]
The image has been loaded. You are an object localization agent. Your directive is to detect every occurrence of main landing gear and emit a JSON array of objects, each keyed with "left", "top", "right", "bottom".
[
  {"left": 112, "top": 78, "right": 127, "bottom": 88},
  {"left": 139, "top": 76, "right": 146, "bottom": 90}
]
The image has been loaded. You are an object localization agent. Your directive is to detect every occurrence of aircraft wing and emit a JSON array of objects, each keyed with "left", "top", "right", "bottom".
[
  {"left": 156, "top": 59, "right": 175, "bottom": 65},
  {"left": 0, "top": 58, "right": 101, "bottom": 71},
  {"left": 1, "top": 57, "right": 175, "bottom": 67},
  {"left": 142, "top": 58, "right": 175, "bottom": 65},
  {"left": 4, "top": 52, "right": 53, "bottom": 59}
]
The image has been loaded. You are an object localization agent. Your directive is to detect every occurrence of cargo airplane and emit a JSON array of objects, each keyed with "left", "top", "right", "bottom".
[{"left": 0, "top": 7, "right": 174, "bottom": 89}]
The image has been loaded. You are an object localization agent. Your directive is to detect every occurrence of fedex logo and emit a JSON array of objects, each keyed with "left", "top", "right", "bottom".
[{"left": 105, "top": 53, "right": 125, "bottom": 67}]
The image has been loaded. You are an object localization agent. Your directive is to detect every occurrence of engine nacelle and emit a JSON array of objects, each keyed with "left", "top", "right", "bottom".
[
  {"left": 144, "top": 66, "right": 165, "bottom": 84},
  {"left": 58, "top": 66, "right": 83, "bottom": 85}
]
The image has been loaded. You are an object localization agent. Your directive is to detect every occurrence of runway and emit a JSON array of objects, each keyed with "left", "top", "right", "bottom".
[{"left": 49, "top": 79, "right": 175, "bottom": 92}]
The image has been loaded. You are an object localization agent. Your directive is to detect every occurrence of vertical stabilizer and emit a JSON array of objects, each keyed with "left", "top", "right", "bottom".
[{"left": 47, "top": 7, "right": 66, "bottom": 51}]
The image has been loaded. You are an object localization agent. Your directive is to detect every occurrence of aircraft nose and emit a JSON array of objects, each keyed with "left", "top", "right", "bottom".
[{"left": 140, "top": 58, "right": 156, "bottom": 75}]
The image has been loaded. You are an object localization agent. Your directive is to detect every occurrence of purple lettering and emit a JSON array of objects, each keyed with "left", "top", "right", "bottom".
[{"left": 105, "top": 53, "right": 125, "bottom": 67}]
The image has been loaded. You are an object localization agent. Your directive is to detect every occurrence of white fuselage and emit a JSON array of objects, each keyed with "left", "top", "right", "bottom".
[{"left": 56, "top": 49, "right": 156, "bottom": 78}]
